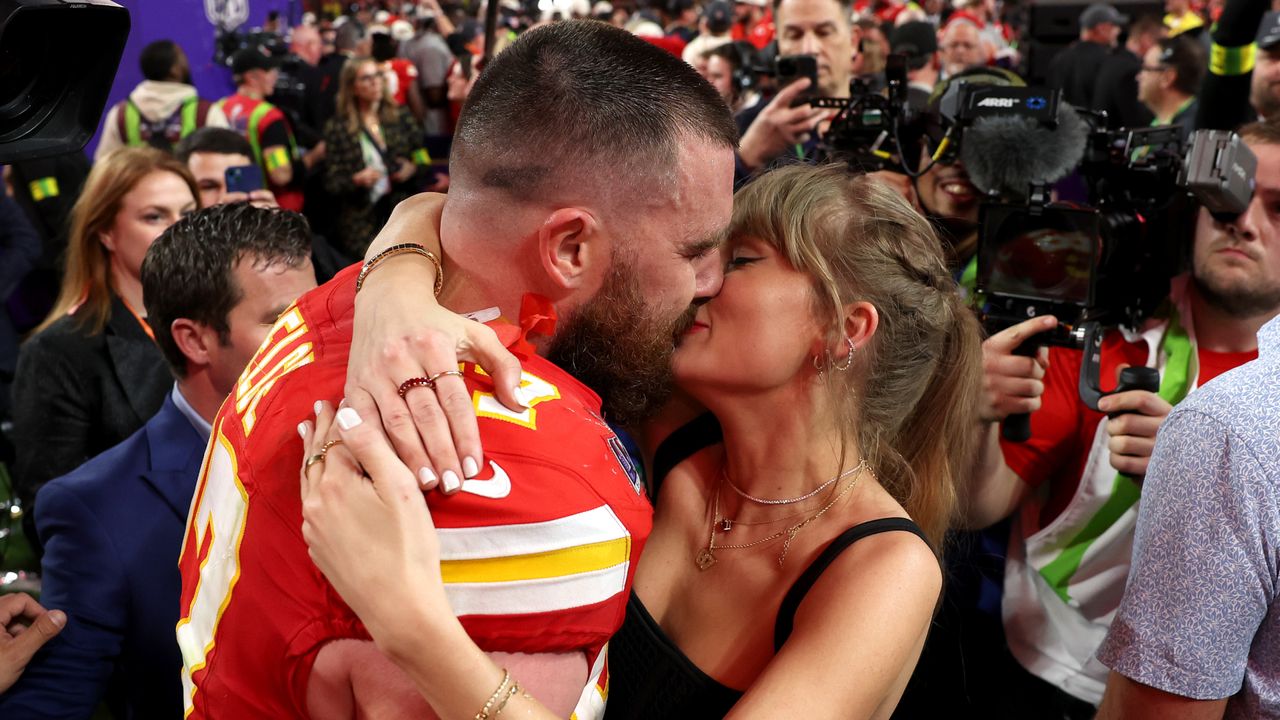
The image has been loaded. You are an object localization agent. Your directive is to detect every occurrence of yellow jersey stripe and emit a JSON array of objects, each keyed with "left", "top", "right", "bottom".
[{"left": 441, "top": 536, "right": 630, "bottom": 584}]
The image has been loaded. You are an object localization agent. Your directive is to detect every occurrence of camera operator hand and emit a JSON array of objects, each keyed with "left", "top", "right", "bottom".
[
  {"left": 737, "top": 78, "right": 833, "bottom": 172},
  {"left": 980, "top": 315, "right": 1058, "bottom": 423},
  {"left": 1098, "top": 364, "right": 1172, "bottom": 478}
]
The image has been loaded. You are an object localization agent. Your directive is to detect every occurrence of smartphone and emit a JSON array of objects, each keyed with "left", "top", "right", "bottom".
[
  {"left": 225, "top": 164, "right": 265, "bottom": 194},
  {"left": 774, "top": 54, "right": 818, "bottom": 107}
]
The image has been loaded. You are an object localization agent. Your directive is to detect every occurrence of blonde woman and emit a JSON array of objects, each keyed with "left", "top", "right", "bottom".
[
  {"left": 322, "top": 56, "right": 429, "bottom": 256},
  {"left": 301, "top": 164, "right": 983, "bottom": 719},
  {"left": 12, "top": 147, "right": 198, "bottom": 509}
]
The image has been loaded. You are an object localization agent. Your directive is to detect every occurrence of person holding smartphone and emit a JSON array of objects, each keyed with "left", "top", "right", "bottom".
[
  {"left": 735, "top": 0, "right": 857, "bottom": 179},
  {"left": 322, "top": 56, "right": 434, "bottom": 256}
]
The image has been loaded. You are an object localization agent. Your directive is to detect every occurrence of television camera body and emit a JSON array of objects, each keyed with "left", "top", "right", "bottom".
[{"left": 809, "top": 63, "right": 1256, "bottom": 434}]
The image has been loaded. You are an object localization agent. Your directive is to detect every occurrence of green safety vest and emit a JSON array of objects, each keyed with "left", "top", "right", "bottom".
[{"left": 122, "top": 96, "right": 201, "bottom": 148}]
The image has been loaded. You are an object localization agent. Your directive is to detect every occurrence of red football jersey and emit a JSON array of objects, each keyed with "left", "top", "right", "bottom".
[{"left": 176, "top": 265, "right": 652, "bottom": 718}]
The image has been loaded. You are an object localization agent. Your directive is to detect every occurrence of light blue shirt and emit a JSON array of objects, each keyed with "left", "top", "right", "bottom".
[
  {"left": 1098, "top": 315, "right": 1280, "bottom": 718},
  {"left": 170, "top": 384, "right": 212, "bottom": 440}
]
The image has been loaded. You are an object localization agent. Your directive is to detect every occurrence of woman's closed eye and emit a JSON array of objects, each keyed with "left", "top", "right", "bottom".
[{"left": 726, "top": 254, "right": 763, "bottom": 271}]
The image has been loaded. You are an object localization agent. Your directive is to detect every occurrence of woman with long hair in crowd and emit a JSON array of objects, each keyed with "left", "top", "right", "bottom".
[
  {"left": 322, "top": 56, "right": 430, "bottom": 256},
  {"left": 11, "top": 147, "right": 198, "bottom": 512},
  {"left": 299, "top": 164, "right": 984, "bottom": 719}
]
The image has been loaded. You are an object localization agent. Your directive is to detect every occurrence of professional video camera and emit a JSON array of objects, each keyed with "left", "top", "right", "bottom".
[{"left": 810, "top": 71, "right": 1256, "bottom": 438}]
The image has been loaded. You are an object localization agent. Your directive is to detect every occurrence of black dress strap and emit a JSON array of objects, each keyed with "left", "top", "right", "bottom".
[
  {"left": 649, "top": 412, "right": 722, "bottom": 500},
  {"left": 774, "top": 518, "right": 931, "bottom": 651}
]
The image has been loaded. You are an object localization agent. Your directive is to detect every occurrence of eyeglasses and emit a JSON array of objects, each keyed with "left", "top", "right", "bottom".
[
  {"left": 356, "top": 73, "right": 382, "bottom": 83},
  {"left": 1138, "top": 65, "right": 1169, "bottom": 73}
]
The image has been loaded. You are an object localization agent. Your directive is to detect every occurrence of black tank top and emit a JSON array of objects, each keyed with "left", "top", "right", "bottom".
[{"left": 606, "top": 415, "right": 931, "bottom": 718}]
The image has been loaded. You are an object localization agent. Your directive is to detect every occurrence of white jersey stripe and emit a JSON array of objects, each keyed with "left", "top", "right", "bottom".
[
  {"left": 445, "top": 562, "right": 630, "bottom": 616},
  {"left": 437, "top": 505, "right": 627, "bottom": 560}
]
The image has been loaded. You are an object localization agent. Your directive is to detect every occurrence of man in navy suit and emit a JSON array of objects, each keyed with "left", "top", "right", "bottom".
[{"left": 0, "top": 203, "right": 315, "bottom": 717}]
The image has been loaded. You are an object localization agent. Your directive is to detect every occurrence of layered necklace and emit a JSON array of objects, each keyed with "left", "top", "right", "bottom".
[{"left": 695, "top": 459, "right": 869, "bottom": 571}]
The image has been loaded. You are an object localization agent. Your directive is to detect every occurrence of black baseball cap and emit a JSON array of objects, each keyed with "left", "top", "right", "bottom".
[
  {"left": 704, "top": 1, "right": 733, "bottom": 35},
  {"left": 1258, "top": 11, "right": 1280, "bottom": 51},
  {"left": 230, "top": 46, "right": 279, "bottom": 75},
  {"left": 1079, "top": 3, "right": 1128, "bottom": 29},
  {"left": 891, "top": 21, "right": 939, "bottom": 70}
]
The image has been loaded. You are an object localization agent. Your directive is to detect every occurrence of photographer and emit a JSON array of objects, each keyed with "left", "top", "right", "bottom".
[
  {"left": 734, "top": 0, "right": 858, "bottom": 176},
  {"left": 965, "top": 121, "right": 1280, "bottom": 714}
]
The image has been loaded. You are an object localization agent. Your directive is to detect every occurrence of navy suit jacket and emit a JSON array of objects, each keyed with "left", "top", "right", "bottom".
[{"left": 0, "top": 394, "right": 205, "bottom": 719}]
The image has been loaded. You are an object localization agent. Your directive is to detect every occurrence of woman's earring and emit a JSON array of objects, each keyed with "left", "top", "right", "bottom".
[
  {"left": 832, "top": 337, "right": 856, "bottom": 372},
  {"left": 812, "top": 353, "right": 826, "bottom": 374}
]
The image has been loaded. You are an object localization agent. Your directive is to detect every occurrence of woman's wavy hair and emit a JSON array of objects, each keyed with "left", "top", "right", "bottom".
[
  {"left": 335, "top": 56, "right": 398, "bottom": 135},
  {"left": 729, "top": 163, "right": 984, "bottom": 551},
  {"left": 36, "top": 146, "right": 198, "bottom": 336}
]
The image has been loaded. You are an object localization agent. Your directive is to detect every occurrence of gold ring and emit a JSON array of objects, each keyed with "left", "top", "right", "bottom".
[
  {"left": 425, "top": 369, "right": 465, "bottom": 386},
  {"left": 304, "top": 439, "right": 345, "bottom": 471}
]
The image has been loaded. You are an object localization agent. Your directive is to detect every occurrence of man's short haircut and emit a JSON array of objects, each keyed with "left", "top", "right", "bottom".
[
  {"left": 1128, "top": 14, "right": 1164, "bottom": 41},
  {"left": 1158, "top": 35, "right": 1206, "bottom": 97},
  {"left": 772, "top": 0, "right": 853, "bottom": 23},
  {"left": 142, "top": 204, "right": 312, "bottom": 377},
  {"left": 450, "top": 20, "right": 737, "bottom": 201},
  {"left": 335, "top": 21, "right": 366, "bottom": 52},
  {"left": 174, "top": 127, "right": 255, "bottom": 164},
  {"left": 1238, "top": 119, "right": 1280, "bottom": 147},
  {"left": 140, "top": 40, "right": 181, "bottom": 81}
]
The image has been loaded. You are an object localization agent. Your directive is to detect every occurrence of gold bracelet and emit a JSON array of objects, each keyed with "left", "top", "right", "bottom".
[
  {"left": 493, "top": 681, "right": 521, "bottom": 716},
  {"left": 355, "top": 243, "right": 443, "bottom": 296},
  {"left": 474, "top": 669, "right": 511, "bottom": 720}
]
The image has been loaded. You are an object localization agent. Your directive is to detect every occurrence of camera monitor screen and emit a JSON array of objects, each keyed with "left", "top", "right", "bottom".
[{"left": 978, "top": 204, "right": 1099, "bottom": 306}]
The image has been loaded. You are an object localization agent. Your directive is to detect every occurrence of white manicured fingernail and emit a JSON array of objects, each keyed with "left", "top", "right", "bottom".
[
  {"left": 419, "top": 467, "right": 437, "bottom": 486},
  {"left": 515, "top": 387, "right": 534, "bottom": 407},
  {"left": 441, "top": 470, "right": 461, "bottom": 492},
  {"left": 336, "top": 407, "right": 363, "bottom": 430},
  {"left": 297, "top": 422, "right": 308, "bottom": 439},
  {"left": 463, "top": 457, "right": 480, "bottom": 478},
  {"left": 314, "top": 401, "right": 323, "bottom": 415}
]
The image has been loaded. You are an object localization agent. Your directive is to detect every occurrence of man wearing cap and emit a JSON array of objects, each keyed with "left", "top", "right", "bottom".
[
  {"left": 216, "top": 46, "right": 314, "bottom": 213},
  {"left": 891, "top": 20, "right": 941, "bottom": 110},
  {"left": 1251, "top": 12, "right": 1280, "bottom": 121},
  {"left": 682, "top": 1, "right": 735, "bottom": 65},
  {"left": 1047, "top": 3, "right": 1127, "bottom": 111},
  {"left": 1137, "top": 35, "right": 1205, "bottom": 141},
  {"left": 96, "top": 40, "right": 229, "bottom": 161}
]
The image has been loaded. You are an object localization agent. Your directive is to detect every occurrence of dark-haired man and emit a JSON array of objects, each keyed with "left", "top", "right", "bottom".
[
  {"left": 970, "top": 120, "right": 1280, "bottom": 712},
  {"left": 0, "top": 204, "right": 314, "bottom": 719},
  {"left": 1137, "top": 35, "right": 1205, "bottom": 141},
  {"left": 736, "top": 0, "right": 859, "bottom": 175},
  {"left": 177, "top": 19, "right": 736, "bottom": 720},
  {"left": 95, "top": 40, "right": 229, "bottom": 161}
]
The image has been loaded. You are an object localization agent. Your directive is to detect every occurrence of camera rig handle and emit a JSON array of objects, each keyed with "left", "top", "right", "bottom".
[
  {"left": 1077, "top": 321, "right": 1161, "bottom": 413},
  {"left": 1001, "top": 340, "right": 1040, "bottom": 443}
]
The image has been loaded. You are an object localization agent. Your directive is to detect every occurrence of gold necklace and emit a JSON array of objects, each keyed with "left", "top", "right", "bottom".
[{"left": 695, "top": 464, "right": 868, "bottom": 571}]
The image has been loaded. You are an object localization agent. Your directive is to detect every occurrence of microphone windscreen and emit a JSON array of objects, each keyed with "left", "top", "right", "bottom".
[{"left": 960, "top": 104, "right": 1090, "bottom": 199}]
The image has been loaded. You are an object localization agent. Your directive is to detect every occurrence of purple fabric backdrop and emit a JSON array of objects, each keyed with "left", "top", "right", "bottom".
[{"left": 85, "top": 0, "right": 290, "bottom": 158}]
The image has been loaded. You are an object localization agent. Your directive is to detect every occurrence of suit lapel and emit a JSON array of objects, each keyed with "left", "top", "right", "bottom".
[{"left": 138, "top": 397, "right": 207, "bottom": 520}]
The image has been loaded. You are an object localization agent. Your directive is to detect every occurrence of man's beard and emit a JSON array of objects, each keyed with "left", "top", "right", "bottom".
[
  {"left": 547, "top": 262, "right": 697, "bottom": 427},
  {"left": 1195, "top": 256, "right": 1280, "bottom": 318}
]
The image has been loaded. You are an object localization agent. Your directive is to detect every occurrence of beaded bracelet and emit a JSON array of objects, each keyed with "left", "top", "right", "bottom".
[
  {"left": 475, "top": 669, "right": 511, "bottom": 720},
  {"left": 355, "top": 243, "right": 443, "bottom": 296},
  {"left": 492, "top": 681, "right": 521, "bottom": 716}
]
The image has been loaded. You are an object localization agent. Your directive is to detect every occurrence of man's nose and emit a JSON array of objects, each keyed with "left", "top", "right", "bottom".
[
  {"left": 693, "top": 251, "right": 725, "bottom": 300},
  {"left": 798, "top": 33, "right": 821, "bottom": 57}
]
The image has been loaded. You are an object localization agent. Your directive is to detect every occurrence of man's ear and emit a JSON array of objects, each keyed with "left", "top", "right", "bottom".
[
  {"left": 537, "top": 207, "right": 605, "bottom": 292},
  {"left": 170, "top": 318, "right": 215, "bottom": 373}
]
